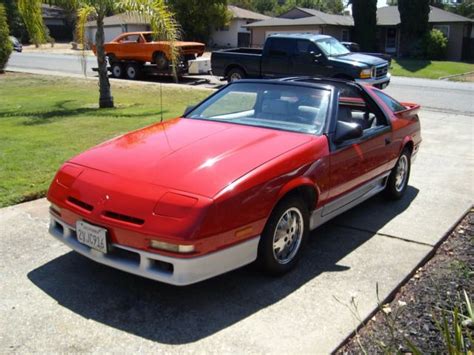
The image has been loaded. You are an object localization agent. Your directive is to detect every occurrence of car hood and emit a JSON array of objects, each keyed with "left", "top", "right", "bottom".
[
  {"left": 69, "top": 118, "right": 313, "bottom": 198},
  {"left": 329, "top": 52, "right": 387, "bottom": 67}
]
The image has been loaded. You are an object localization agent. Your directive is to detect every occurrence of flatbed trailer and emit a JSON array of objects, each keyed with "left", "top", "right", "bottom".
[{"left": 93, "top": 58, "right": 211, "bottom": 81}]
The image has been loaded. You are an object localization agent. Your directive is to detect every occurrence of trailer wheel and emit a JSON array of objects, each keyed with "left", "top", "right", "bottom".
[
  {"left": 125, "top": 63, "right": 143, "bottom": 80},
  {"left": 111, "top": 63, "right": 124, "bottom": 78},
  {"left": 154, "top": 52, "right": 169, "bottom": 70}
]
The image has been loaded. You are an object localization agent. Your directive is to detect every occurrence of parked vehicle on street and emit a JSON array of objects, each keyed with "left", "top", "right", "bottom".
[
  {"left": 47, "top": 78, "right": 420, "bottom": 285},
  {"left": 93, "top": 31, "right": 206, "bottom": 80},
  {"left": 211, "top": 34, "right": 391, "bottom": 89},
  {"left": 341, "top": 42, "right": 392, "bottom": 64},
  {"left": 9, "top": 36, "right": 22, "bottom": 52}
]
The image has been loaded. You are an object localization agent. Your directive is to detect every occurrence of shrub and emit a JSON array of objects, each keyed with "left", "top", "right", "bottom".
[
  {"left": 0, "top": 4, "right": 13, "bottom": 73},
  {"left": 425, "top": 28, "right": 448, "bottom": 60}
]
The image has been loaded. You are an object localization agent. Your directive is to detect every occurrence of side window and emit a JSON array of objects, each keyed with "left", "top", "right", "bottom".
[
  {"left": 295, "top": 40, "right": 320, "bottom": 55},
  {"left": 267, "top": 38, "right": 293, "bottom": 57},
  {"left": 373, "top": 90, "right": 406, "bottom": 112},
  {"left": 338, "top": 87, "right": 388, "bottom": 133},
  {"left": 118, "top": 35, "right": 140, "bottom": 43}
]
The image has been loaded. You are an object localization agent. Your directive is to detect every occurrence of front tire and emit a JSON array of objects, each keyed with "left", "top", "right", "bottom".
[
  {"left": 258, "top": 196, "right": 309, "bottom": 275},
  {"left": 385, "top": 149, "right": 411, "bottom": 200}
]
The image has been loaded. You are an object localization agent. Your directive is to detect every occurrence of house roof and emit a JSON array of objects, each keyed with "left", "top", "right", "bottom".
[
  {"left": 228, "top": 5, "right": 270, "bottom": 20},
  {"left": 246, "top": 9, "right": 353, "bottom": 28},
  {"left": 85, "top": 12, "right": 148, "bottom": 27},
  {"left": 377, "top": 6, "right": 473, "bottom": 26},
  {"left": 41, "top": 4, "right": 66, "bottom": 19}
]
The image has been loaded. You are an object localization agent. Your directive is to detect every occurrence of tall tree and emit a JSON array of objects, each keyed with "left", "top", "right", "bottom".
[
  {"left": 0, "top": 3, "right": 13, "bottom": 73},
  {"left": 18, "top": 0, "right": 179, "bottom": 109},
  {"left": 168, "top": 0, "right": 231, "bottom": 43},
  {"left": 350, "top": 0, "right": 377, "bottom": 51},
  {"left": 398, "top": 0, "right": 430, "bottom": 56},
  {"left": 0, "top": 0, "right": 29, "bottom": 42}
]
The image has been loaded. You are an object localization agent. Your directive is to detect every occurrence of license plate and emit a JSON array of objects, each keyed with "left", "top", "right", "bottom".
[{"left": 76, "top": 221, "right": 108, "bottom": 253}]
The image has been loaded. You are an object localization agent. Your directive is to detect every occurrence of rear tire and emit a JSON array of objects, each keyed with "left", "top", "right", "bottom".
[
  {"left": 227, "top": 67, "right": 245, "bottom": 82},
  {"left": 125, "top": 63, "right": 143, "bottom": 80},
  {"left": 154, "top": 52, "right": 169, "bottom": 70},
  {"left": 258, "top": 196, "right": 309, "bottom": 275},
  {"left": 111, "top": 62, "right": 123, "bottom": 79},
  {"left": 385, "top": 149, "right": 411, "bottom": 200}
]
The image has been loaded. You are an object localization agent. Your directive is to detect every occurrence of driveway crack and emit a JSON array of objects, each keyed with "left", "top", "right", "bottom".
[{"left": 333, "top": 223, "right": 434, "bottom": 247}]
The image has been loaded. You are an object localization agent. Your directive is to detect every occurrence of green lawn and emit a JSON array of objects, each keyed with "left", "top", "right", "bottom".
[
  {"left": 0, "top": 73, "right": 209, "bottom": 207},
  {"left": 391, "top": 59, "right": 474, "bottom": 79}
]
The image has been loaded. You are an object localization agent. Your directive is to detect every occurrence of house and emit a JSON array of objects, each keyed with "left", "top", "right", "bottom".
[
  {"left": 42, "top": 4, "right": 72, "bottom": 41},
  {"left": 85, "top": 13, "right": 149, "bottom": 44},
  {"left": 246, "top": 7, "right": 353, "bottom": 48},
  {"left": 247, "top": 6, "right": 473, "bottom": 61},
  {"left": 377, "top": 6, "right": 473, "bottom": 61},
  {"left": 209, "top": 5, "right": 270, "bottom": 48}
]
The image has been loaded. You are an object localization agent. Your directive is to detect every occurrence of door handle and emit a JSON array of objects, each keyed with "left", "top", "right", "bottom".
[{"left": 385, "top": 138, "right": 391, "bottom": 145}]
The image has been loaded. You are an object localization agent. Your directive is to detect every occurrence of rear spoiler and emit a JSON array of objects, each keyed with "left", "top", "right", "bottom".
[{"left": 396, "top": 102, "right": 421, "bottom": 119}]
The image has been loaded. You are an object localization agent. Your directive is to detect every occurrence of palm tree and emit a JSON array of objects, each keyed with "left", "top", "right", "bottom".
[{"left": 18, "top": 0, "right": 179, "bottom": 108}]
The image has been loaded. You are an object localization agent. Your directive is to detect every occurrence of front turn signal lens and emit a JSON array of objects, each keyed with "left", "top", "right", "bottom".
[
  {"left": 360, "top": 68, "right": 372, "bottom": 79},
  {"left": 150, "top": 240, "right": 195, "bottom": 253}
]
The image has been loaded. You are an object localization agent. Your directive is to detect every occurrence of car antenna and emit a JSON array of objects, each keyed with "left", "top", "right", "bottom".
[{"left": 160, "top": 82, "right": 164, "bottom": 123}]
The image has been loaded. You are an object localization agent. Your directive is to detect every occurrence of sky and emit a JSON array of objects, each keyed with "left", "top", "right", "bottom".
[{"left": 377, "top": 0, "right": 389, "bottom": 7}]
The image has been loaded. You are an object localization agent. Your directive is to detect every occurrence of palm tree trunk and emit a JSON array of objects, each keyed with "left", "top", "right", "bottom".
[{"left": 95, "top": 14, "right": 114, "bottom": 108}]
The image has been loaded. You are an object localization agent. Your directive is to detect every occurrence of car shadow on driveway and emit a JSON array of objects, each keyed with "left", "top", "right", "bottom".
[{"left": 27, "top": 187, "right": 419, "bottom": 344}]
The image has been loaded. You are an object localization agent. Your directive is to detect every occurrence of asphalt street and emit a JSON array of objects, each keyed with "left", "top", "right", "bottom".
[
  {"left": 7, "top": 52, "right": 474, "bottom": 114},
  {"left": 2, "top": 52, "right": 473, "bottom": 353}
]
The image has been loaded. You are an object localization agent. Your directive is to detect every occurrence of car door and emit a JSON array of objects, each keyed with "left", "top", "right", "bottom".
[
  {"left": 261, "top": 38, "right": 292, "bottom": 78},
  {"left": 324, "top": 87, "right": 397, "bottom": 215},
  {"left": 290, "top": 40, "right": 331, "bottom": 78},
  {"left": 117, "top": 34, "right": 141, "bottom": 61}
]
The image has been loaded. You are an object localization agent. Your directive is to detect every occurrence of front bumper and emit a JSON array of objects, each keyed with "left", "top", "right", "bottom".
[
  {"left": 356, "top": 73, "right": 391, "bottom": 88},
  {"left": 49, "top": 214, "right": 260, "bottom": 286}
]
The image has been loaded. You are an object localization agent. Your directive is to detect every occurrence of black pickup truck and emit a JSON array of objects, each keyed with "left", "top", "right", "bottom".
[{"left": 211, "top": 34, "right": 391, "bottom": 89}]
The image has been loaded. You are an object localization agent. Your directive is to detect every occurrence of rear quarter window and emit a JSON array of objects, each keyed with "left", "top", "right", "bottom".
[{"left": 373, "top": 90, "right": 406, "bottom": 112}]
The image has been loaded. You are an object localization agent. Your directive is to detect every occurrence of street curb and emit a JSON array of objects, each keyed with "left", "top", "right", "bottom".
[
  {"left": 439, "top": 71, "right": 474, "bottom": 81},
  {"left": 5, "top": 67, "right": 216, "bottom": 91},
  {"left": 331, "top": 205, "right": 473, "bottom": 354}
]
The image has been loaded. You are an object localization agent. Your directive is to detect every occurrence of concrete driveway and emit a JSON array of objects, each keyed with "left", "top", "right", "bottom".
[{"left": 1, "top": 105, "right": 472, "bottom": 353}]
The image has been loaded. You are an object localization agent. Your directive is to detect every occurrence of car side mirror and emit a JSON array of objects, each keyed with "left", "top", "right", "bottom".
[
  {"left": 334, "top": 121, "right": 363, "bottom": 143},
  {"left": 183, "top": 105, "right": 196, "bottom": 116}
]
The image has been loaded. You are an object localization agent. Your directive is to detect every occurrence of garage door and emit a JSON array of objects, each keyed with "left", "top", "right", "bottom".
[{"left": 265, "top": 30, "right": 321, "bottom": 39}]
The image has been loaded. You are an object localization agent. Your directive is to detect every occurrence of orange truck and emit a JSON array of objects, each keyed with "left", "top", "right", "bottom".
[{"left": 93, "top": 32, "right": 206, "bottom": 80}]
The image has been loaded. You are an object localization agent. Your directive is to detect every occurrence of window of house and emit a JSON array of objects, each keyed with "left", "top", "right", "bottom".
[{"left": 433, "top": 25, "right": 450, "bottom": 39}]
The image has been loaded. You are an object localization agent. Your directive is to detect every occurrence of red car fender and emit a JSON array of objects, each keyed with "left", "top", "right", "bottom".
[{"left": 275, "top": 177, "right": 319, "bottom": 211}]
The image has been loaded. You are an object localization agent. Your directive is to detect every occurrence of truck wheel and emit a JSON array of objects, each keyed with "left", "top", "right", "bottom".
[
  {"left": 384, "top": 149, "right": 411, "bottom": 200},
  {"left": 154, "top": 52, "right": 169, "bottom": 70},
  {"left": 125, "top": 63, "right": 143, "bottom": 80},
  {"left": 111, "top": 63, "right": 123, "bottom": 79},
  {"left": 227, "top": 68, "right": 245, "bottom": 82},
  {"left": 257, "top": 196, "right": 309, "bottom": 275}
]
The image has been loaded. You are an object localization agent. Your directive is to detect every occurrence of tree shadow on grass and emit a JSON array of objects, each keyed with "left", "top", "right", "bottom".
[
  {"left": 397, "top": 59, "right": 432, "bottom": 73},
  {"left": 27, "top": 186, "right": 419, "bottom": 345},
  {"left": 0, "top": 100, "right": 167, "bottom": 126}
]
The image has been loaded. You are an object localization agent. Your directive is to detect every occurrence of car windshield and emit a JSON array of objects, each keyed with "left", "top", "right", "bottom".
[
  {"left": 316, "top": 38, "right": 350, "bottom": 57},
  {"left": 185, "top": 83, "right": 330, "bottom": 135}
]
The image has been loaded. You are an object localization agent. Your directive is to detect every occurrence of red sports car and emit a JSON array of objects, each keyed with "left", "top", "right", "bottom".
[{"left": 47, "top": 78, "right": 421, "bottom": 286}]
